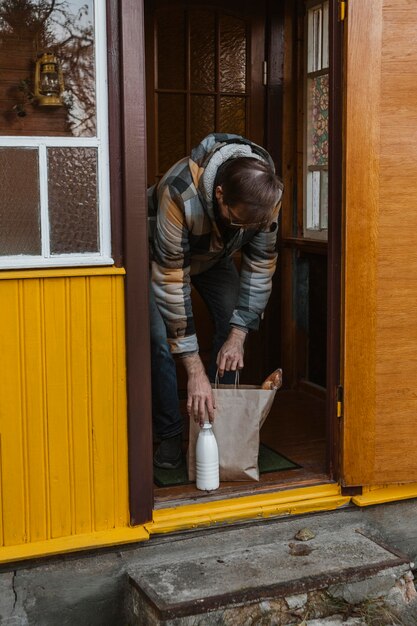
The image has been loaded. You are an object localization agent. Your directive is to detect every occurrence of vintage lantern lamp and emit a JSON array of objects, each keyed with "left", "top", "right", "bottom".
[{"left": 34, "top": 52, "right": 65, "bottom": 106}]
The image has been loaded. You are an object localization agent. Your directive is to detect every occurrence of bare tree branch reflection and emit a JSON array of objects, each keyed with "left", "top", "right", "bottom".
[{"left": 0, "top": 0, "right": 96, "bottom": 136}]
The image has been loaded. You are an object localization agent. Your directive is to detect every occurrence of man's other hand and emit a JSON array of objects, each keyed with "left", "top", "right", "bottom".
[
  {"left": 182, "top": 354, "right": 215, "bottom": 426},
  {"left": 216, "top": 327, "right": 246, "bottom": 378}
]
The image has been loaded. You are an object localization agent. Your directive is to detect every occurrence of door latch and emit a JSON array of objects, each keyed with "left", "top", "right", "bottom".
[
  {"left": 262, "top": 61, "right": 268, "bottom": 86},
  {"left": 337, "top": 385, "right": 344, "bottom": 418},
  {"left": 338, "top": 0, "right": 346, "bottom": 22}
]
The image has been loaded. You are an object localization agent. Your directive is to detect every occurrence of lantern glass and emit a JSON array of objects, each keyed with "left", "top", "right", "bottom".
[{"left": 40, "top": 70, "right": 60, "bottom": 96}]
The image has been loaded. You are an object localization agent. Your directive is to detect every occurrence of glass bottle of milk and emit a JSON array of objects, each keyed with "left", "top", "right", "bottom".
[{"left": 196, "top": 423, "right": 219, "bottom": 491}]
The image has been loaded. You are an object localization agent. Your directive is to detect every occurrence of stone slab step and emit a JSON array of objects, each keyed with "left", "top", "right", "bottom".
[{"left": 125, "top": 513, "right": 414, "bottom": 625}]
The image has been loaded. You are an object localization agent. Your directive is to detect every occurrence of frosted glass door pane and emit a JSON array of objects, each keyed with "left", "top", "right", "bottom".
[
  {"left": 190, "top": 10, "right": 215, "bottom": 91},
  {"left": 158, "top": 94, "right": 186, "bottom": 173},
  {"left": 0, "top": 148, "right": 41, "bottom": 255},
  {"left": 48, "top": 148, "right": 99, "bottom": 254},
  {"left": 157, "top": 9, "right": 186, "bottom": 90},
  {"left": 191, "top": 96, "right": 215, "bottom": 148},
  {"left": 219, "top": 16, "right": 246, "bottom": 92},
  {"left": 219, "top": 97, "right": 246, "bottom": 136}
]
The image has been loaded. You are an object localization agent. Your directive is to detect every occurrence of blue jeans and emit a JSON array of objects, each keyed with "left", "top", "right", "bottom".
[{"left": 150, "top": 257, "right": 240, "bottom": 439}]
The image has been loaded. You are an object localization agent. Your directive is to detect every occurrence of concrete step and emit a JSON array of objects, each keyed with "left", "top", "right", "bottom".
[{"left": 125, "top": 514, "right": 415, "bottom": 625}]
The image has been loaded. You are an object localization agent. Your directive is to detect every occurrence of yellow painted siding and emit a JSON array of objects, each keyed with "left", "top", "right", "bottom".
[
  {"left": 0, "top": 485, "right": 348, "bottom": 564},
  {"left": 0, "top": 272, "right": 129, "bottom": 548}
]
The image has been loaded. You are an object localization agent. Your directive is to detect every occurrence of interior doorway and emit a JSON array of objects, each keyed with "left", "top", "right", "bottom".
[{"left": 145, "top": 0, "right": 341, "bottom": 506}]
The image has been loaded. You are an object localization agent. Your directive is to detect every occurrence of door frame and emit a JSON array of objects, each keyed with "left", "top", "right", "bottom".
[
  {"left": 120, "top": 0, "right": 154, "bottom": 525},
  {"left": 326, "top": 0, "right": 344, "bottom": 482},
  {"left": 120, "top": 0, "right": 344, "bottom": 526}
]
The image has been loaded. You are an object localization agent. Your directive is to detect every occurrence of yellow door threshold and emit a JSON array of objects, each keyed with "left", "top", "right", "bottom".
[
  {"left": 146, "top": 484, "right": 350, "bottom": 535},
  {"left": 352, "top": 483, "right": 417, "bottom": 507}
]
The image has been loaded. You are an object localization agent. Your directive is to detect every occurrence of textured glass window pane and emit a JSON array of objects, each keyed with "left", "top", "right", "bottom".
[
  {"left": 0, "top": 148, "right": 41, "bottom": 255},
  {"left": 191, "top": 96, "right": 215, "bottom": 148},
  {"left": 158, "top": 94, "right": 185, "bottom": 174},
  {"left": 0, "top": 0, "right": 96, "bottom": 137},
  {"left": 307, "top": 171, "right": 321, "bottom": 231},
  {"left": 157, "top": 9, "right": 186, "bottom": 90},
  {"left": 219, "top": 16, "right": 246, "bottom": 93},
  {"left": 322, "top": 2, "right": 329, "bottom": 69},
  {"left": 307, "top": 74, "right": 329, "bottom": 166},
  {"left": 48, "top": 148, "right": 99, "bottom": 254},
  {"left": 190, "top": 9, "right": 215, "bottom": 92},
  {"left": 308, "top": 7, "right": 322, "bottom": 73},
  {"left": 218, "top": 97, "right": 246, "bottom": 136},
  {"left": 320, "top": 170, "right": 328, "bottom": 229}
]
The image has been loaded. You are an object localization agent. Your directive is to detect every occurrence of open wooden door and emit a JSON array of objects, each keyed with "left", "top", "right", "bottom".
[
  {"left": 343, "top": 0, "right": 417, "bottom": 486},
  {"left": 145, "top": 0, "right": 270, "bottom": 385},
  {"left": 144, "top": 0, "right": 345, "bottom": 506}
]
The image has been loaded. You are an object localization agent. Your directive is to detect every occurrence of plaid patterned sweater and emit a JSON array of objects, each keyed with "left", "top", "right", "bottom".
[{"left": 148, "top": 133, "right": 280, "bottom": 355}]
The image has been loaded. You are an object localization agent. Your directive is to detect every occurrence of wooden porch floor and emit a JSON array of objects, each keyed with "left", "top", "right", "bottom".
[{"left": 154, "top": 389, "right": 329, "bottom": 508}]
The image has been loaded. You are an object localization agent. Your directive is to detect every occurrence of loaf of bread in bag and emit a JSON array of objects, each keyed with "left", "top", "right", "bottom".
[{"left": 261, "top": 368, "right": 283, "bottom": 390}]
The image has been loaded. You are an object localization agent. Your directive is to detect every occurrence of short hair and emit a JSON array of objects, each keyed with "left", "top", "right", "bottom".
[{"left": 217, "top": 157, "right": 283, "bottom": 222}]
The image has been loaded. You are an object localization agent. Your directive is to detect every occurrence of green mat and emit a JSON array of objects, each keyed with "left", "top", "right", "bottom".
[{"left": 154, "top": 443, "right": 300, "bottom": 488}]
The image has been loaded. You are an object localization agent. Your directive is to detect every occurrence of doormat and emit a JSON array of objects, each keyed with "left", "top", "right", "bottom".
[{"left": 153, "top": 444, "right": 300, "bottom": 488}]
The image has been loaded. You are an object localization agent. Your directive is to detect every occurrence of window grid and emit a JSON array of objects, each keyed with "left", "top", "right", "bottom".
[
  {"left": 39, "top": 144, "right": 50, "bottom": 258},
  {"left": 304, "top": 1, "right": 329, "bottom": 240},
  {"left": 154, "top": 7, "right": 249, "bottom": 179},
  {"left": 0, "top": 2, "right": 112, "bottom": 269}
]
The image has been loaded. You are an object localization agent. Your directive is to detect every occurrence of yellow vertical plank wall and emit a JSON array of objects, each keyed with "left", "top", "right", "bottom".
[{"left": 0, "top": 270, "right": 129, "bottom": 550}]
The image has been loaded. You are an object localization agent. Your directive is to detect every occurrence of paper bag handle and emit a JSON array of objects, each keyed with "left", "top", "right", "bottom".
[{"left": 214, "top": 369, "right": 239, "bottom": 389}]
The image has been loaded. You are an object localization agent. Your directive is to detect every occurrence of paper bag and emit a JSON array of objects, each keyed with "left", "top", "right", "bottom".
[{"left": 188, "top": 383, "right": 277, "bottom": 482}]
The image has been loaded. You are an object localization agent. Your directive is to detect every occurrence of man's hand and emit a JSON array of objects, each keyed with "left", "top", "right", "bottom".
[
  {"left": 182, "top": 354, "right": 215, "bottom": 426},
  {"left": 216, "top": 327, "right": 246, "bottom": 378}
]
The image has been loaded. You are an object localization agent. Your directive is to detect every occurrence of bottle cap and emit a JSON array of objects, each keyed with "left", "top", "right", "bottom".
[{"left": 202, "top": 422, "right": 212, "bottom": 430}]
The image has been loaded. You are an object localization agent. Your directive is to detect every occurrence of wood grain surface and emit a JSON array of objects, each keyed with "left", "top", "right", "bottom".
[{"left": 343, "top": 0, "right": 417, "bottom": 485}]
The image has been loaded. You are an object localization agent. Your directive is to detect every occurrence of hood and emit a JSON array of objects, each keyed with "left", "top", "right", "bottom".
[{"left": 190, "top": 134, "right": 275, "bottom": 217}]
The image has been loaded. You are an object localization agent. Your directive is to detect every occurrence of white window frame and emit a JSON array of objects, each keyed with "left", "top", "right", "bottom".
[
  {"left": 303, "top": 0, "right": 329, "bottom": 242},
  {"left": 0, "top": 1, "right": 112, "bottom": 269}
]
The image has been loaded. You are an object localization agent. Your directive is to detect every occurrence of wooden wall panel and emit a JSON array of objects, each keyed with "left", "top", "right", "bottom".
[
  {"left": 90, "top": 277, "right": 118, "bottom": 531},
  {"left": 22, "top": 280, "right": 49, "bottom": 542},
  {"left": 44, "top": 279, "right": 72, "bottom": 538},
  {"left": 343, "top": 0, "right": 382, "bottom": 486},
  {"left": 343, "top": 0, "right": 417, "bottom": 485},
  {"left": 0, "top": 281, "right": 26, "bottom": 545},
  {"left": 375, "top": 1, "right": 417, "bottom": 482},
  {"left": 0, "top": 273, "right": 129, "bottom": 547},
  {"left": 68, "top": 278, "right": 93, "bottom": 535}
]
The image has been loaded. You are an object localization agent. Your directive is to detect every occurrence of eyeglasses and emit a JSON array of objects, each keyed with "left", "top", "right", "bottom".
[{"left": 226, "top": 204, "right": 268, "bottom": 230}]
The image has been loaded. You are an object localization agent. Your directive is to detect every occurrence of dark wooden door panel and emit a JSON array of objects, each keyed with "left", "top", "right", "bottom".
[
  {"left": 145, "top": 0, "right": 268, "bottom": 385},
  {"left": 146, "top": 0, "right": 266, "bottom": 184}
]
